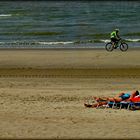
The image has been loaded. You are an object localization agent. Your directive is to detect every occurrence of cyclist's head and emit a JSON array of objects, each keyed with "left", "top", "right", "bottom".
[{"left": 115, "top": 29, "right": 119, "bottom": 33}]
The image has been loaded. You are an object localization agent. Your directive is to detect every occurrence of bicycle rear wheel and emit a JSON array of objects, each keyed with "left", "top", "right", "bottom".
[
  {"left": 120, "top": 42, "right": 128, "bottom": 51},
  {"left": 105, "top": 42, "right": 114, "bottom": 52}
]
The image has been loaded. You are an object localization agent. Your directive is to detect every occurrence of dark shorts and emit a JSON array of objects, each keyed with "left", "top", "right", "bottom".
[{"left": 111, "top": 38, "right": 118, "bottom": 43}]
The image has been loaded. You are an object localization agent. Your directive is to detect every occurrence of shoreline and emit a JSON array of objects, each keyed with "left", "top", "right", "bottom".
[{"left": 0, "top": 47, "right": 140, "bottom": 50}]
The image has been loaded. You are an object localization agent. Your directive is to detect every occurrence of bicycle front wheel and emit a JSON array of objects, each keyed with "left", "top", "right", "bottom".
[
  {"left": 120, "top": 42, "right": 128, "bottom": 51},
  {"left": 105, "top": 42, "right": 114, "bottom": 52}
]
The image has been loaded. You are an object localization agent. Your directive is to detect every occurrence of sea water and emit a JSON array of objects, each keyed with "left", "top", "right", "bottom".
[{"left": 0, "top": 0, "right": 139, "bottom": 49}]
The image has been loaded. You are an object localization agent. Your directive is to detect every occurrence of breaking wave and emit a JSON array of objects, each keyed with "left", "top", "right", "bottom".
[
  {"left": 38, "top": 41, "right": 73, "bottom": 45},
  {"left": 0, "top": 14, "right": 12, "bottom": 17},
  {"left": 0, "top": 38, "right": 139, "bottom": 46}
]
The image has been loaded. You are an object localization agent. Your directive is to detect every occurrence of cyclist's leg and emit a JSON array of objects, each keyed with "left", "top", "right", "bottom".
[
  {"left": 111, "top": 38, "right": 116, "bottom": 47},
  {"left": 116, "top": 38, "right": 121, "bottom": 45},
  {"left": 114, "top": 38, "right": 119, "bottom": 49}
]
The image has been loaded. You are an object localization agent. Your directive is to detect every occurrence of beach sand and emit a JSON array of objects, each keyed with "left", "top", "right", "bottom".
[{"left": 0, "top": 49, "right": 140, "bottom": 139}]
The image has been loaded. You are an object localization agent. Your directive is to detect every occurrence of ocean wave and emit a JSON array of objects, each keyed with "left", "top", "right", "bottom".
[
  {"left": 1, "top": 31, "right": 64, "bottom": 36},
  {"left": 0, "top": 14, "right": 12, "bottom": 17},
  {"left": 124, "top": 32, "right": 140, "bottom": 36},
  {"left": 75, "top": 39, "right": 110, "bottom": 44},
  {"left": 0, "top": 38, "right": 139, "bottom": 47},
  {"left": 24, "top": 32, "right": 63, "bottom": 36},
  {"left": 83, "top": 39, "right": 140, "bottom": 43},
  {"left": 98, "top": 39, "right": 140, "bottom": 43},
  {"left": 100, "top": 40, "right": 110, "bottom": 43},
  {"left": 125, "top": 39, "right": 140, "bottom": 42},
  {"left": 79, "top": 33, "right": 109, "bottom": 39},
  {"left": 38, "top": 41, "right": 73, "bottom": 45},
  {"left": 0, "top": 41, "right": 74, "bottom": 46}
]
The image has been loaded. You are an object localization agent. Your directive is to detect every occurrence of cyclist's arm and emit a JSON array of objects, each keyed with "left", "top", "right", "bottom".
[{"left": 116, "top": 34, "right": 120, "bottom": 39}]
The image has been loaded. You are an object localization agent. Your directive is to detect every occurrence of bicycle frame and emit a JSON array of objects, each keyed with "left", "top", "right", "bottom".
[{"left": 112, "top": 39, "right": 123, "bottom": 48}]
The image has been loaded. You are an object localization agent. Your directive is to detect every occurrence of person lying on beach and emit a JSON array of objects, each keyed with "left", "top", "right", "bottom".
[
  {"left": 103, "top": 90, "right": 139, "bottom": 102},
  {"left": 84, "top": 90, "right": 139, "bottom": 108}
]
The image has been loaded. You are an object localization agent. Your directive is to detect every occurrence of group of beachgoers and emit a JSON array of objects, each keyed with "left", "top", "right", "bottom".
[{"left": 84, "top": 90, "right": 140, "bottom": 109}]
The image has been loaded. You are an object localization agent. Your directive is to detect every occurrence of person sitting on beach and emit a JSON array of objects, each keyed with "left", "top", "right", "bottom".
[
  {"left": 110, "top": 29, "right": 121, "bottom": 48},
  {"left": 84, "top": 90, "right": 139, "bottom": 108}
]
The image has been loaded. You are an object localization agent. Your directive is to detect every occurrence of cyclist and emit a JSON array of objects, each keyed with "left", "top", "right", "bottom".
[{"left": 110, "top": 29, "right": 121, "bottom": 49}]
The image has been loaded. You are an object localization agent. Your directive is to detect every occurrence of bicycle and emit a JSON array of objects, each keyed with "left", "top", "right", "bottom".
[{"left": 105, "top": 38, "right": 128, "bottom": 52}]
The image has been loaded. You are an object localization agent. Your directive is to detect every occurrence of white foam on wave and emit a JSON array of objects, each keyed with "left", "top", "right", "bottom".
[
  {"left": 100, "top": 39, "right": 110, "bottom": 43},
  {"left": 126, "top": 39, "right": 140, "bottom": 42},
  {"left": 38, "top": 41, "right": 73, "bottom": 45},
  {"left": 0, "top": 14, "right": 12, "bottom": 17},
  {"left": 101, "top": 39, "right": 140, "bottom": 43}
]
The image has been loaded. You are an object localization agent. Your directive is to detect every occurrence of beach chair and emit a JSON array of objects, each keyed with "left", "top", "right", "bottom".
[
  {"left": 107, "top": 101, "right": 140, "bottom": 110},
  {"left": 130, "top": 102, "right": 140, "bottom": 110}
]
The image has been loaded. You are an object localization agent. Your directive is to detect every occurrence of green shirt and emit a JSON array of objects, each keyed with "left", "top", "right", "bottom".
[{"left": 110, "top": 31, "right": 117, "bottom": 38}]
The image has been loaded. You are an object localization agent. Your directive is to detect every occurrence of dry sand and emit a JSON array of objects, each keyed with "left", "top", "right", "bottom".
[{"left": 0, "top": 49, "right": 140, "bottom": 139}]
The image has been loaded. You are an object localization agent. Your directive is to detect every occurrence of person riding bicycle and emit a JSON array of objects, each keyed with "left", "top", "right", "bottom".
[{"left": 110, "top": 29, "right": 121, "bottom": 49}]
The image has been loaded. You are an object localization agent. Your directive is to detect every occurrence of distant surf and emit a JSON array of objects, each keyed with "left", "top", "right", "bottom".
[
  {"left": 0, "top": 38, "right": 139, "bottom": 49},
  {"left": 0, "top": 14, "right": 12, "bottom": 17},
  {"left": 0, "top": 1, "right": 139, "bottom": 49}
]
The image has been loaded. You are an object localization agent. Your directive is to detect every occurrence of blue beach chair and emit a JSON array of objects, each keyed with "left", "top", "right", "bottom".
[{"left": 107, "top": 101, "right": 140, "bottom": 110}]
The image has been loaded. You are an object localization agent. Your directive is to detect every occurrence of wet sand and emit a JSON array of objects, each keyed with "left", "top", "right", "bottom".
[{"left": 0, "top": 49, "right": 140, "bottom": 139}]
